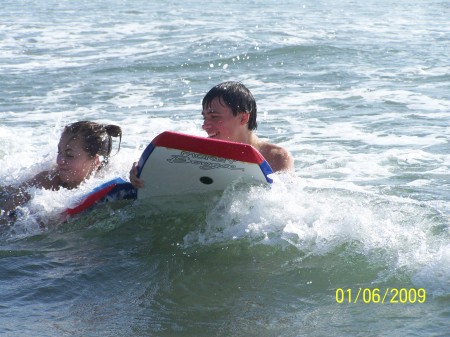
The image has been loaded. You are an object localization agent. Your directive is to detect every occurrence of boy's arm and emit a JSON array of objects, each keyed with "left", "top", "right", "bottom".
[{"left": 261, "top": 143, "right": 294, "bottom": 173}]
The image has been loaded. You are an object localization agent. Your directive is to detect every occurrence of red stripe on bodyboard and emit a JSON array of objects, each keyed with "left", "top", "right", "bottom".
[
  {"left": 151, "top": 131, "right": 266, "bottom": 164},
  {"left": 64, "top": 184, "right": 116, "bottom": 216}
]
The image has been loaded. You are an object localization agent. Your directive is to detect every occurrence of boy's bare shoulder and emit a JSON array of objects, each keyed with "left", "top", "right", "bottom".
[{"left": 258, "top": 141, "right": 294, "bottom": 173}]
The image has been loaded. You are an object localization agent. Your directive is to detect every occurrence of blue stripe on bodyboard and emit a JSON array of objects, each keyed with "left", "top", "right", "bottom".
[
  {"left": 259, "top": 160, "right": 274, "bottom": 183},
  {"left": 137, "top": 142, "right": 156, "bottom": 178}
]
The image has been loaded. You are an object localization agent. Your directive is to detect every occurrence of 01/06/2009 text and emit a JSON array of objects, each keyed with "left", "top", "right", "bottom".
[{"left": 335, "top": 288, "right": 426, "bottom": 304}]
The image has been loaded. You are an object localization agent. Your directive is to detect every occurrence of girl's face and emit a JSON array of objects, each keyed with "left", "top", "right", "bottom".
[
  {"left": 56, "top": 133, "right": 100, "bottom": 189},
  {"left": 201, "top": 97, "right": 249, "bottom": 141}
]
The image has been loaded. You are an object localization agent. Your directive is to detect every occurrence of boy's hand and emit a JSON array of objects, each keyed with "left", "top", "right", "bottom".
[{"left": 129, "top": 162, "right": 144, "bottom": 188}]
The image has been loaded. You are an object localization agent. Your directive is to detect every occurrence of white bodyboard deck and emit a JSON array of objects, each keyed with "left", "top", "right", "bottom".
[{"left": 136, "top": 131, "right": 273, "bottom": 199}]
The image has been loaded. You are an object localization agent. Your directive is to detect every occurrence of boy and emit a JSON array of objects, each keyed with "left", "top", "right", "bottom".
[{"left": 130, "top": 81, "right": 293, "bottom": 188}]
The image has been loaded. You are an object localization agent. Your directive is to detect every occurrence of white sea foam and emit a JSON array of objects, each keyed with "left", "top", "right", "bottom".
[
  {"left": 183, "top": 174, "right": 448, "bottom": 292},
  {"left": 413, "top": 245, "right": 450, "bottom": 296}
]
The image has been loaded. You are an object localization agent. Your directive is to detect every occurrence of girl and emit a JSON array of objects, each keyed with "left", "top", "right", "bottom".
[{"left": 1, "top": 121, "right": 122, "bottom": 215}]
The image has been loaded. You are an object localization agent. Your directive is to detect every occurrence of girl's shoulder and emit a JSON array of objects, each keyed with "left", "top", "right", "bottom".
[{"left": 27, "top": 169, "right": 61, "bottom": 190}]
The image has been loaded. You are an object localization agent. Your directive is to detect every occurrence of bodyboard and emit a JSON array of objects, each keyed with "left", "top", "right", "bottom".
[
  {"left": 64, "top": 177, "right": 136, "bottom": 217},
  {"left": 136, "top": 131, "right": 273, "bottom": 199}
]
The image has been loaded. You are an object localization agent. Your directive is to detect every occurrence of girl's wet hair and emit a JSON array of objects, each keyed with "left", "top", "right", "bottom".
[
  {"left": 202, "top": 81, "right": 258, "bottom": 130},
  {"left": 63, "top": 121, "right": 122, "bottom": 169}
]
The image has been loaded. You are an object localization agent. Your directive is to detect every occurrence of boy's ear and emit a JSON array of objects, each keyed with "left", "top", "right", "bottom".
[{"left": 240, "top": 112, "right": 250, "bottom": 125}]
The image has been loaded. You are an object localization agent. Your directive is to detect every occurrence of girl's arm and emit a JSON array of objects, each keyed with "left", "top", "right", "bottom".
[{"left": 1, "top": 170, "right": 59, "bottom": 213}]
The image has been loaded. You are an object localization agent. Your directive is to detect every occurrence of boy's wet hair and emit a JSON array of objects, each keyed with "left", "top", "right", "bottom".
[
  {"left": 63, "top": 121, "right": 122, "bottom": 169},
  {"left": 202, "top": 81, "right": 258, "bottom": 130}
]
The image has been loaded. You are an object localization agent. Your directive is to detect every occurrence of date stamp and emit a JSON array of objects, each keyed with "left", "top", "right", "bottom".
[{"left": 335, "top": 288, "right": 426, "bottom": 304}]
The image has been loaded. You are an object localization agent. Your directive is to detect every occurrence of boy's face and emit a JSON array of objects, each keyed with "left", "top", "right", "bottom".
[
  {"left": 56, "top": 133, "right": 100, "bottom": 188},
  {"left": 201, "top": 97, "right": 248, "bottom": 141}
]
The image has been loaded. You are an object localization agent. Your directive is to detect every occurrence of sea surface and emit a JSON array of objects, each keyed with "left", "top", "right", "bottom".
[{"left": 0, "top": 0, "right": 449, "bottom": 336}]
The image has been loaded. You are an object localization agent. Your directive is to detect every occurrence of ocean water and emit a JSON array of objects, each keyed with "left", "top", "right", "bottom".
[{"left": 0, "top": 0, "right": 449, "bottom": 336}]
